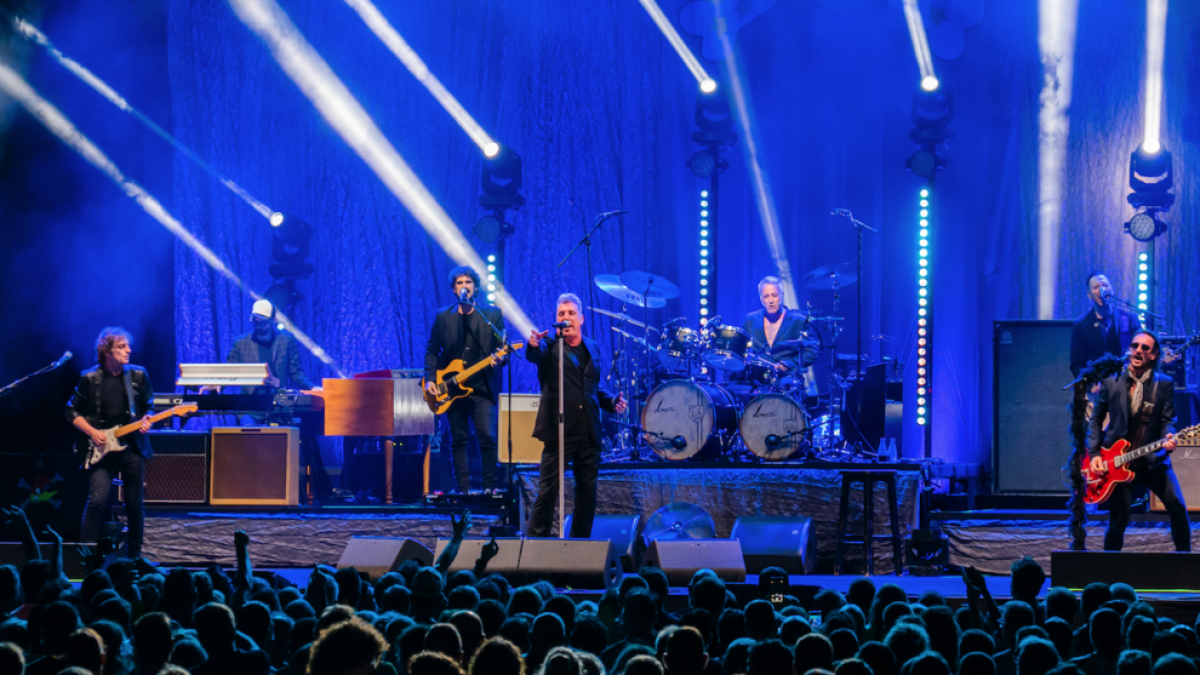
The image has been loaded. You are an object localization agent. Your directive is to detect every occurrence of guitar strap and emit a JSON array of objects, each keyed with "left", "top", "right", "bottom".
[
  {"left": 1130, "top": 378, "right": 1158, "bottom": 451},
  {"left": 123, "top": 366, "right": 137, "bottom": 421}
]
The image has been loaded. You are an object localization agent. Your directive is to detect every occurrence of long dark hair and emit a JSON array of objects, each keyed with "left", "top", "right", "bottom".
[{"left": 95, "top": 327, "right": 132, "bottom": 365}]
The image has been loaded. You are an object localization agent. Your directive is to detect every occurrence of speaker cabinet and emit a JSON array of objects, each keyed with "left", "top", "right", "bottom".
[
  {"left": 730, "top": 516, "right": 816, "bottom": 574},
  {"left": 566, "top": 513, "right": 646, "bottom": 572},
  {"left": 643, "top": 540, "right": 746, "bottom": 586},
  {"left": 993, "top": 321, "right": 1075, "bottom": 493},
  {"left": 1152, "top": 441, "right": 1200, "bottom": 512},
  {"left": 518, "top": 538, "right": 623, "bottom": 590},
  {"left": 498, "top": 394, "right": 543, "bottom": 463},
  {"left": 337, "top": 537, "right": 433, "bottom": 580},
  {"left": 210, "top": 427, "right": 300, "bottom": 505},
  {"left": 434, "top": 537, "right": 524, "bottom": 577},
  {"left": 123, "top": 431, "right": 208, "bottom": 504}
]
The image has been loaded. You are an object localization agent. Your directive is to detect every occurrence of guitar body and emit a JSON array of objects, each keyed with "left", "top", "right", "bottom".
[
  {"left": 1081, "top": 438, "right": 1136, "bottom": 505},
  {"left": 84, "top": 429, "right": 128, "bottom": 469},
  {"left": 423, "top": 360, "right": 475, "bottom": 415}
]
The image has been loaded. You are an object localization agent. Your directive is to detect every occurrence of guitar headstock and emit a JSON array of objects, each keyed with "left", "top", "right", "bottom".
[
  {"left": 1176, "top": 425, "right": 1200, "bottom": 444},
  {"left": 500, "top": 342, "right": 525, "bottom": 355},
  {"left": 172, "top": 404, "right": 199, "bottom": 416}
]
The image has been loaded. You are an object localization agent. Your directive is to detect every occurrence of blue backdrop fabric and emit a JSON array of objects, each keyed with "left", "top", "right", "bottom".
[{"left": 165, "top": 0, "right": 1200, "bottom": 469}]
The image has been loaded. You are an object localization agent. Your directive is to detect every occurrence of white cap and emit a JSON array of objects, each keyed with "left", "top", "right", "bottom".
[{"left": 251, "top": 299, "right": 274, "bottom": 319}]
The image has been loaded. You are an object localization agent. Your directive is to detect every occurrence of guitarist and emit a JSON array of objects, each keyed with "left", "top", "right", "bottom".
[
  {"left": 64, "top": 327, "right": 153, "bottom": 559},
  {"left": 424, "top": 266, "right": 507, "bottom": 494},
  {"left": 1088, "top": 330, "right": 1189, "bottom": 551}
]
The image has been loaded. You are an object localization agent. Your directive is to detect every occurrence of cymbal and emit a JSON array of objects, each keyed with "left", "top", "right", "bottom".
[
  {"left": 620, "top": 271, "right": 681, "bottom": 300},
  {"left": 611, "top": 326, "right": 653, "bottom": 350},
  {"left": 802, "top": 263, "right": 857, "bottom": 290},
  {"left": 594, "top": 274, "right": 666, "bottom": 308},
  {"left": 590, "top": 306, "right": 658, "bottom": 332},
  {"left": 643, "top": 502, "right": 716, "bottom": 544}
]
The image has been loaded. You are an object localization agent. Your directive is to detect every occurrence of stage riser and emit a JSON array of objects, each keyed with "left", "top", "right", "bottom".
[{"left": 1051, "top": 551, "right": 1200, "bottom": 590}]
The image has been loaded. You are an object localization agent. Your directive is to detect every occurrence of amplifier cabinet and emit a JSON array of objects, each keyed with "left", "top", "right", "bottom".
[
  {"left": 121, "top": 431, "right": 209, "bottom": 505},
  {"left": 210, "top": 427, "right": 300, "bottom": 506},
  {"left": 498, "top": 394, "right": 544, "bottom": 463}
]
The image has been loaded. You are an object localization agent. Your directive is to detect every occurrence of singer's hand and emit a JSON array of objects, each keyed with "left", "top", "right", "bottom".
[
  {"left": 613, "top": 394, "right": 627, "bottom": 414},
  {"left": 529, "top": 329, "right": 550, "bottom": 348}
]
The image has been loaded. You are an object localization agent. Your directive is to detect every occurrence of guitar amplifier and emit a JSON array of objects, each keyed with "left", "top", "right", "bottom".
[
  {"left": 1152, "top": 439, "right": 1200, "bottom": 512},
  {"left": 119, "top": 432, "right": 208, "bottom": 504},
  {"left": 210, "top": 427, "right": 300, "bottom": 505},
  {"left": 498, "top": 394, "right": 544, "bottom": 463}
]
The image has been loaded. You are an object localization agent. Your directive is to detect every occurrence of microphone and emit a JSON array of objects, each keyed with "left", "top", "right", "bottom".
[
  {"left": 551, "top": 321, "right": 571, "bottom": 329},
  {"left": 1101, "top": 289, "right": 1113, "bottom": 300},
  {"left": 765, "top": 430, "right": 802, "bottom": 450},
  {"left": 458, "top": 288, "right": 473, "bottom": 305},
  {"left": 831, "top": 208, "right": 851, "bottom": 217},
  {"left": 52, "top": 351, "right": 73, "bottom": 369},
  {"left": 597, "top": 210, "right": 628, "bottom": 220},
  {"left": 671, "top": 435, "right": 687, "bottom": 450}
]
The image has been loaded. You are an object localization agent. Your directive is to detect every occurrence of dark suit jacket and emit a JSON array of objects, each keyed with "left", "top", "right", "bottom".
[
  {"left": 1070, "top": 307, "right": 1142, "bottom": 377},
  {"left": 424, "top": 303, "right": 507, "bottom": 404},
  {"left": 742, "top": 309, "right": 820, "bottom": 370},
  {"left": 1089, "top": 370, "right": 1176, "bottom": 468},
  {"left": 526, "top": 336, "right": 617, "bottom": 446},
  {"left": 64, "top": 365, "right": 154, "bottom": 460},
  {"left": 226, "top": 330, "right": 315, "bottom": 392}
]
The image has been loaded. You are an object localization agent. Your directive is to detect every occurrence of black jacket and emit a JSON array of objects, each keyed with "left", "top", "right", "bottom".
[
  {"left": 1069, "top": 307, "right": 1142, "bottom": 377},
  {"left": 742, "top": 309, "right": 820, "bottom": 370},
  {"left": 64, "top": 365, "right": 154, "bottom": 460},
  {"left": 526, "top": 336, "right": 617, "bottom": 446},
  {"left": 424, "top": 303, "right": 507, "bottom": 404},
  {"left": 1088, "top": 370, "right": 1176, "bottom": 468},
  {"left": 226, "top": 329, "right": 315, "bottom": 392}
]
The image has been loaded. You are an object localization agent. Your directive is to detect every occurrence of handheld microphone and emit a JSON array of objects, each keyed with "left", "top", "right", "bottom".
[
  {"left": 551, "top": 321, "right": 571, "bottom": 329},
  {"left": 52, "top": 351, "right": 73, "bottom": 369}
]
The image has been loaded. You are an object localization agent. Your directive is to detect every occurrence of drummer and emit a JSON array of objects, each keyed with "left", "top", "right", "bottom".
[{"left": 742, "top": 276, "right": 819, "bottom": 373}]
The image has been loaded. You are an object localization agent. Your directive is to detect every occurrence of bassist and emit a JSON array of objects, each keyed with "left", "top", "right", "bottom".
[
  {"left": 424, "top": 266, "right": 506, "bottom": 494},
  {"left": 1089, "top": 330, "right": 1189, "bottom": 551},
  {"left": 65, "top": 327, "right": 154, "bottom": 560}
]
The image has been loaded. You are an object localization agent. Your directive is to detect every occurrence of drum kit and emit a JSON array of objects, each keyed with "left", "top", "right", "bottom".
[{"left": 594, "top": 265, "right": 869, "bottom": 463}]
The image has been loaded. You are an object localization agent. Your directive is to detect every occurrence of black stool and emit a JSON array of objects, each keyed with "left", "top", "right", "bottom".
[{"left": 835, "top": 469, "right": 903, "bottom": 576}]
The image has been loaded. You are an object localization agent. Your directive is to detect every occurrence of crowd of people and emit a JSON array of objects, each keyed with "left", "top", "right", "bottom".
[{"left": 1, "top": 506, "right": 1199, "bottom": 675}]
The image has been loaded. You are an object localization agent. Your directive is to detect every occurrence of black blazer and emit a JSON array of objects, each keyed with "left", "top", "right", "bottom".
[
  {"left": 742, "top": 309, "right": 820, "bottom": 370},
  {"left": 424, "top": 303, "right": 507, "bottom": 403},
  {"left": 1089, "top": 370, "right": 1176, "bottom": 468},
  {"left": 64, "top": 365, "right": 155, "bottom": 460},
  {"left": 226, "top": 330, "right": 315, "bottom": 392},
  {"left": 526, "top": 336, "right": 617, "bottom": 446},
  {"left": 1069, "top": 307, "right": 1142, "bottom": 377}
]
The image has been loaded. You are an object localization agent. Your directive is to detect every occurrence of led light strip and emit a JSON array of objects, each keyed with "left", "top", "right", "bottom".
[
  {"left": 699, "top": 189, "right": 711, "bottom": 323},
  {"left": 916, "top": 187, "right": 931, "bottom": 427}
]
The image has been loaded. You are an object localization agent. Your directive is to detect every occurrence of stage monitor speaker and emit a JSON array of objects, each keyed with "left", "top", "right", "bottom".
[
  {"left": 498, "top": 394, "right": 543, "bottom": 463},
  {"left": 210, "top": 427, "right": 300, "bottom": 505},
  {"left": 1152, "top": 441, "right": 1200, "bottom": 512},
  {"left": 566, "top": 513, "right": 646, "bottom": 572},
  {"left": 643, "top": 539, "right": 746, "bottom": 586},
  {"left": 337, "top": 537, "right": 434, "bottom": 580},
  {"left": 1051, "top": 550, "right": 1200, "bottom": 591},
  {"left": 122, "top": 431, "right": 208, "bottom": 504},
  {"left": 518, "top": 538, "right": 623, "bottom": 590},
  {"left": 730, "top": 516, "right": 816, "bottom": 575},
  {"left": 993, "top": 321, "right": 1075, "bottom": 493},
  {"left": 434, "top": 537, "right": 524, "bottom": 577}
]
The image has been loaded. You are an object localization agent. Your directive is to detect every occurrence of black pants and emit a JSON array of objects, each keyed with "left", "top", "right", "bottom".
[
  {"left": 447, "top": 394, "right": 498, "bottom": 492},
  {"left": 1104, "top": 462, "right": 1191, "bottom": 551},
  {"left": 81, "top": 449, "right": 145, "bottom": 558},
  {"left": 527, "top": 438, "right": 600, "bottom": 538}
]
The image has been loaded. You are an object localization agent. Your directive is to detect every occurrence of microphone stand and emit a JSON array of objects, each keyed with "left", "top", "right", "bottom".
[
  {"left": 556, "top": 211, "right": 626, "bottom": 338},
  {"left": 0, "top": 354, "right": 72, "bottom": 398},
  {"left": 1105, "top": 294, "right": 1165, "bottom": 321},
  {"left": 556, "top": 325, "right": 566, "bottom": 538},
  {"left": 834, "top": 210, "right": 878, "bottom": 453},
  {"left": 466, "top": 297, "right": 513, "bottom": 518}
]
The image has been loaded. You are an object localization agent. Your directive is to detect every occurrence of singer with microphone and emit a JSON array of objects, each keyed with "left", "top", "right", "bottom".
[
  {"left": 1070, "top": 272, "right": 1142, "bottom": 378},
  {"left": 424, "top": 266, "right": 507, "bottom": 494},
  {"left": 525, "top": 293, "right": 626, "bottom": 538}
]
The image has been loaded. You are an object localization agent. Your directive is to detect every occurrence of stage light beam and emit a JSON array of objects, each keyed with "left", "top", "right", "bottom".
[
  {"left": 7, "top": 12, "right": 277, "bottom": 221},
  {"left": 341, "top": 0, "right": 500, "bottom": 157},
  {"left": 0, "top": 62, "right": 346, "bottom": 376},
  {"left": 230, "top": 0, "right": 537, "bottom": 340},
  {"left": 636, "top": 0, "right": 715, "bottom": 91},
  {"left": 1142, "top": 0, "right": 1168, "bottom": 155},
  {"left": 902, "top": 0, "right": 938, "bottom": 89}
]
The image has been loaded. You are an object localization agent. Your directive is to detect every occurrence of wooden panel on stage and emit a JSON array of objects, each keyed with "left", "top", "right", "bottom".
[{"left": 322, "top": 378, "right": 394, "bottom": 436}]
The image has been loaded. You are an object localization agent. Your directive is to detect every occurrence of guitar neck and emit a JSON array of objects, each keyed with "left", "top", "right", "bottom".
[
  {"left": 112, "top": 408, "right": 177, "bottom": 438},
  {"left": 456, "top": 344, "right": 517, "bottom": 381},
  {"left": 1118, "top": 439, "right": 1168, "bottom": 466}
]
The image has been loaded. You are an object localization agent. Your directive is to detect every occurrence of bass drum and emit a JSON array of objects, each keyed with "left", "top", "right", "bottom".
[
  {"left": 739, "top": 393, "right": 809, "bottom": 461},
  {"left": 642, "top": 380, "right": 738, "bottom": 460}
]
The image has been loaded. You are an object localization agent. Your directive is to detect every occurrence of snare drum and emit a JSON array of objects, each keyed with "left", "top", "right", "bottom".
[
  {"left": 739, "top": 393, "right": 809, "bottom": 461},
  {"left": 642, "top": 380, "right": 738, "bottom": 460},
  {"left": 703, "top": 325, "right": 752, "bottom": 372},
  {"left": 734, "top": 355, "right": 781, "bottom": 389},
  {"left": 657, "top": 325, "right": 700, "bottom": 371}
]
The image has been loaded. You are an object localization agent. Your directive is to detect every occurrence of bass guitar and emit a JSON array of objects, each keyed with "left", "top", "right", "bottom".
[
  {"left": 422, "top": 343, "right": 524, "bottom": 415},
  {"left": 83, "top": 404, "right": 198, "bottom": 469},
  {"left": 1081, "top": 424, "right": 1200, "bottom": 505}
]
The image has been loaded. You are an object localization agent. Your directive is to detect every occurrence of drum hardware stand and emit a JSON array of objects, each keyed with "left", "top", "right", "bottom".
[{"left": 833, "top": 208, "right": 878, "bottom": 458}]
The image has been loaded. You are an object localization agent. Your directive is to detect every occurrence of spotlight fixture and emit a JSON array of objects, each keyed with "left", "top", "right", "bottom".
[
  {"left": 1125, "top": 209, "right": 1167, "bottom": 242},
  {"left": 483, "top": 142, "right": 500, "bottom": 158},
  {"left": 692, "top": 89, "right": 737, "bottom": 146},
  {"left": 1127, "top": 145, "right": 1174, "bottom": 210},
  {"left": 920, "top": 75, "right": 939, "bottom": 92},
  {"left": 474, "top": 211, "right": 513, "bottom": 244},
  {"left": 699, "top": 78, "right": 717, "bottom": 94},
  {"left": 906, "top": 148, "right": 945, "bottom": 181},
  {"left": 911, "top": 86, "right": 954, "bottom": 130},
  {"left": 687, "top": 149, "right": 725, "bottom": 178},
  {"left": 479, "top": 145, "right": 525, "bottom": 210},
  {"left": 268, "top": 212, "right": 314, "bottom": 278}
]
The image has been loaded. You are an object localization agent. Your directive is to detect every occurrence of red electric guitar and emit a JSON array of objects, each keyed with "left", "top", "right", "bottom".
[{"left": 1081, "top": 424, "right": 1200, "bottom": 505}]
